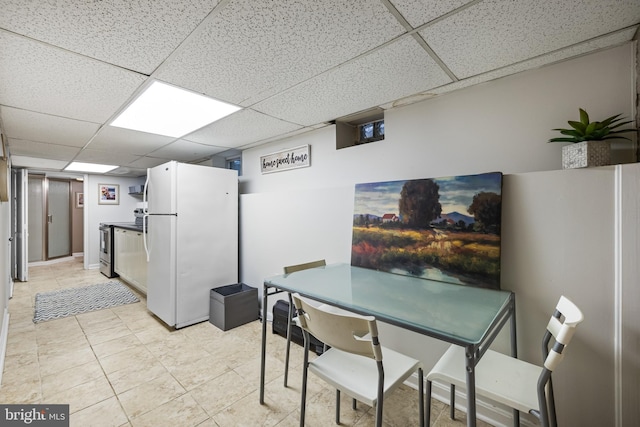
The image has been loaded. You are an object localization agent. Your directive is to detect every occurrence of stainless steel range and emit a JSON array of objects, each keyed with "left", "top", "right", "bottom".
[{"left": 99, "top": 223, "right": 118, "bottom": 278}]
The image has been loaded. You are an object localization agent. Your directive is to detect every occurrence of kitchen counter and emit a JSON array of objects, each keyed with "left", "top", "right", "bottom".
[
  {"left": 107, "top": 222, "right": 145, "bottom": 232},
  {"left": 112, "top": 225, "right": 147, "bottom": 294}
]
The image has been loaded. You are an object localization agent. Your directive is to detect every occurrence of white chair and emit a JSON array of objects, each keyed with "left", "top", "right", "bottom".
[
  {"left": 426, "top": 295, "right": 584, "bottom": 427},
  {"left": 282, "top": 259, "right": 327, "bottom": 387},
  {"left": 292, "top": 293, "right": 424, "bottom": 427}
]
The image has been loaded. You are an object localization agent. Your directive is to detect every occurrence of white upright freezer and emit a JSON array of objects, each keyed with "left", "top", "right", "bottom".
[{"left": 143, "top": 161, "right": 238, "bottom": 328}]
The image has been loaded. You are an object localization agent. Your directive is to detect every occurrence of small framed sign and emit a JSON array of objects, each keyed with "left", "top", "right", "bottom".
[
  {"left": 75, "top": 192, "right": 84, "bottom": 208},
  {"left": 261, "top": 145, "right": 310, "bottom": 174},
  {"left": 98, "top": 184, "right": 119, "bottom": 205}
]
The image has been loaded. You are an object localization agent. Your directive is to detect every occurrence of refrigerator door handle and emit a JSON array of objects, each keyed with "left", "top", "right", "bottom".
[
  {"left": 143, "top": 214, "right": 150, "bottom": 262},
  {"left": 143, "top": 169, "right": 150, "bottom": 261},
  {"left": 143, "top": 168, "right": 150, "bottom": 210}
]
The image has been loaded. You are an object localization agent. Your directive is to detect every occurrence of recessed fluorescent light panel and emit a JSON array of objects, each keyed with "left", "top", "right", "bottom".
[
  {"left": 65, "top": 162, "right": 118, "bottom": 174},
  {"left": 110, "top": 81, "right": 241, "bottom": 138}
]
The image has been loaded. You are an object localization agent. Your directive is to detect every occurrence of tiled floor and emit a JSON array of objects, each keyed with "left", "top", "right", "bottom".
[{"left": 0, "top": 257, "right": 492, "bottom": 427}]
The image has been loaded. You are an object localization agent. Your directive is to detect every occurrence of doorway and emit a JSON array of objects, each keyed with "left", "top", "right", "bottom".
[{"left": 28, "top": 175, "right": 72, "bottom": 262}]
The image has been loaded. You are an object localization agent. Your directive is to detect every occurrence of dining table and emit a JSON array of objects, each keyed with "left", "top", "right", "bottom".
[{"left": 259, "top": 263, "right": 517, "bottom": 427}]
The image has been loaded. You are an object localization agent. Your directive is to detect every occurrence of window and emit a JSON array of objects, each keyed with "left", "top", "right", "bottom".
[
  {"left": 357, "top": 119, "right": 385, "bottom": 144},
  {"left": 227, "top": 158, "right": 241, "bottom": 175},
  {"left": 335, "top": 108, "right": 385, "bottom": 150}
]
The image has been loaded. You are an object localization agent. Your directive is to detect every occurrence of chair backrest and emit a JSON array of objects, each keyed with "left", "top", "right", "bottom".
[
  {"left": 284, "top": 259, "right": 326, "bottom": 274},
  {"left": 292, "top": 293, "right": 382, "bottom": 361},
  {"left": 543, "top": 295, "right": 584, "bottom": 372}
]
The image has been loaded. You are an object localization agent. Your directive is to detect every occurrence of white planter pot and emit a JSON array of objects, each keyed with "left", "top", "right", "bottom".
[{"left": 562, "top": 140, "right": 611, "bottom": 169}]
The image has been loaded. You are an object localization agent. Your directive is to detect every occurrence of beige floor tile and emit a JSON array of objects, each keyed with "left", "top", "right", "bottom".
[
  {"left": 111, "top": 301, "right": 151, "bottom": 324},
  {"left": 1, "top": 360, "right": 40, "bottom": 387},
  {"left": 298, "top": 387, "right": 369, "bottom": 427},
  {"left": 69, "top": 396, "right": 129, "bottom": 427},
  {"left": 91, "top": 333, "right": 144, "bottom": 359},
  {"left": 189, "top": 370, "right": 255, "bottom": 416},
  {"left": 105, "top": 359, "right": 168, "bottom": 395},
  {"left": 85, "top": 322, "right": 133, "bottom": 346},
  {"left": 212, "top": 389, "right": 290, "bottom": 427},
  {"left": 2, "top": 259, "right": 495, "bottom": 427},
  {"left": 117, "top": 372, "right": 187, "bottom": 420},
  {"left": 76, "top": 308, "right": 121, "bottom": 331},
  {"left": 432, "top": 407, "right": 494, "bottom": 427},
  {"left": 97, "top": 344, "right": 157, "bottom": 374},
  {"left": 0, "top": 378, "right": 42, "bottom": 404},
  {"left": 132, "top": 321, "right": 176, "bottom": 344},
  {"left": 41, "top": 359, "right": 106, "bottom": 399},
  {"left": 129, "top": 394, "right": 209, "bottom": 427},
  {"left": 150, "top": 343, "right": 211, "bottom": 371},
  {"left": 179, "top": 320, "right": 227, "bottom": 344},
  {"left": 234, "top": 353, "right": 284, "bottom": 387},
  {"left": 3, "top": 346, "right": 39, "bottom": 370},
  {"left": 47, "top": 375, "right": 114, "bottom": 414},
  {"left": 198, "top": 333, "right": 260, "bottom": 370},
  {"left": 194, "top": 418, "right": 219, "bottom": 427},
  {"left": 39, "top": 346, "right": 97, "bottom": 377},
  {"left": 37, "top": 334, "right": 92, "bottom": 358},
  {"left": 165, "top": 354, "right": 231, "bottom": 391}
]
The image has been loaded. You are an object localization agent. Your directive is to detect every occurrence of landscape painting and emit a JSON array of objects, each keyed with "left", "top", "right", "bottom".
[{"left": 351, "top": 172, "right": 503, "bottom": 289}]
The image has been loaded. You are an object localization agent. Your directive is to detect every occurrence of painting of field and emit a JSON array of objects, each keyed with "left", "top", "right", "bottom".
[{"left": 351, "top": 172, "right": 503, "bottom": 289}]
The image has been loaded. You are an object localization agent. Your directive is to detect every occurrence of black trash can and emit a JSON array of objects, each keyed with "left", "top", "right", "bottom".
[{"left": 209, "top": 283, "right": 259, "bottom": 331}]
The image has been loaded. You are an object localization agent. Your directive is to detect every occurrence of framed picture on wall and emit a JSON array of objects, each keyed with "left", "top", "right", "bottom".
[
  {"left": 75, "top": 192, "right": 84, "bottom": 208},
  {"left": 98, "top": 184, "right": 119, "bottom": 205}
]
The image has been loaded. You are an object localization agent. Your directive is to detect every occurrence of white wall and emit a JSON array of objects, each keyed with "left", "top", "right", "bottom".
[
  {"left": 85, "top": 174, "right": 146, "bottom": 269},
  {"left": 0, "top": 171, "right": 10, "bottom": 385},
  {"left": 238, "top": 43, "right": 638, "bottom": 426},
  {"left": 240, "top": 43, "right": 637, "bottom": 195}
]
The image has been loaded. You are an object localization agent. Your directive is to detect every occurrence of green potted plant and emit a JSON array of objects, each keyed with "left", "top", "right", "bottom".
[{"left": 549, "top": 108, "right": 636, "bottom": 169}]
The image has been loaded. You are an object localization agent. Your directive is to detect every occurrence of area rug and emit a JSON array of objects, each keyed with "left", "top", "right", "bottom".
[{"left": 33, "top": 281, "right": 139, "bottom": 323}]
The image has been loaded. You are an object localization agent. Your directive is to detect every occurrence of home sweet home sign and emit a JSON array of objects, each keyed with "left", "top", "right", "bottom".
[{"left": 260, "top": 145, "right": 310, "bottom": 174}]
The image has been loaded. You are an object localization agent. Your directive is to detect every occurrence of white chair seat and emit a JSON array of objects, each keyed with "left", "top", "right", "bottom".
[
  {"left": 428, "top": 345, "right": 543, "bottom": 414},
  {"left": 293, "top": 293, "right": 424, "bottom": 427},
  {"left": 426, "top": 295, "right": 583, "bottom": 427},
  {"left": 310, "top": 346, "right": 422, "bottom": 406}
]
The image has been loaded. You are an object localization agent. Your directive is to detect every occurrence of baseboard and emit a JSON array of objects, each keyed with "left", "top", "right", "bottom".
[
  {"left": 404, "top": 373, "right": 539, "bottom": 427},
  {"left": 0, "top": 309, "right": 10, "bottom": 386}
]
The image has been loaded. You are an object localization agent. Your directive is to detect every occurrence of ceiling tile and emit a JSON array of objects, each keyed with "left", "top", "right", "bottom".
[
  {"left": 253, "top": 36, "right": 452, "bottom": 126},
  {"left": 185, "top": 109, "right": 302, "bottom": 148},
  {"left": 147, "top": 140, "right": 229, "bottom": 162},
  {"left": 0, "top": 0, "right": 220, "bottom": 74},
  {"left": 10, "top": 156, "right": 70, "bottom": 171},
  {"left": 429, "top": 27, "right": 639, "bottom": 97},
  {"left": 74, "top": 148, "right": 142, "bottom": 166},
  {"left": 0, "top": 32, "right": 147, "bottom": 122},
  {"left": 128, "top": 157, "right": 177, "bottom": 170},
  {"left": 389, "top": 0, "right": 473, "bottom": 27},
  {"left": 155, "top": 0, "right": 406, "bottom": 106},
  {"left": 105, "top": 166, "right": 148, "bottom": 178},
  {"left": 419, "top": 0, "right": 640, "bottom": 78},
  {"left": 0, "top": 106, "right": 99, "bottom": 148},
  {"left": 7, "top": 138, "right": 81, "bottom": 161},
  {"left": 88, "top": 126, "right": 176, "bottom": 155}
]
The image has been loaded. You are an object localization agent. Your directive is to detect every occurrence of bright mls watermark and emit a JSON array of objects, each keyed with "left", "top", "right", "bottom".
[{"left": 0, "top": 405, "right": 69, "bottom": 426}]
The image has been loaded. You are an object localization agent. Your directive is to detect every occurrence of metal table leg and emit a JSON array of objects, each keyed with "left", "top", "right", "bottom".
[
  {"left": 465, "top": 346, "right": 477, "bottom": 427},
  {"left": 259, "top": 283, "right": 269, "bottom": 404},
  {"left": 510, "top": 296, "right": 519, "bottom": 427}
]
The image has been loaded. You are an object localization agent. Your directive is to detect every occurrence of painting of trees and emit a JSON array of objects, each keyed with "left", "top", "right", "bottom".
[
  {"left": 468, "top": 192, "right": 502, "bottom": 233},
  {"left": 351, "top": 172, "right": 503, "bottom": 289},
  {"left": 399, "top": 179, "right": 442, "bottom": 227}
]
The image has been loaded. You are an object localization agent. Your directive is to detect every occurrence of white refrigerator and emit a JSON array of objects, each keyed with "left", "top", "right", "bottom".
[{"left": 143, "top": 161, "right": 238, "bottom": 328}]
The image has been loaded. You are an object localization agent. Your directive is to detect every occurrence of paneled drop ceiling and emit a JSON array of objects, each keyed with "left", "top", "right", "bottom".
[{"left": 0, "top": 0, "right": 638, "bottom": 177}]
